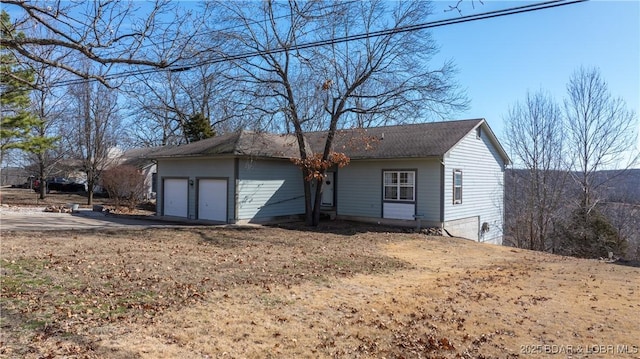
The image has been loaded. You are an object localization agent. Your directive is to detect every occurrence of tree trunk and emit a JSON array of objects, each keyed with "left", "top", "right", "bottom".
[
  {"left": 38, "top": 158, "right": 46, "bottom": 200},
  {"left": 87, "top": 178, "right": 94, "bottom": 205},
  {"left": 311, "top": 177, "right": 324, "bottom": 226},
  {"left": 303, "top": 174, "right": 313, "bottom": 226},
  {"left": 39, "top": 177, "right": 46, "bottom": 200}
]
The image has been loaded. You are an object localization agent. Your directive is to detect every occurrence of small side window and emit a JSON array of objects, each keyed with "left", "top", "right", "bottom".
[
  {"left": 453, "top": 170, "right": 462, "bottom": 204},
  {"left": 151, "top": 172, "right": 158, "bottom": 193}
]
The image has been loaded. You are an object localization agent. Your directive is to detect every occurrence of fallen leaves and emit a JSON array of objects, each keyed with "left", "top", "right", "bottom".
[
  {"left": 2, "top": 226, "right": 639, "bottom": 358},
  {"left": 0, "top": 226, "right": 409, "bottom": 358}
]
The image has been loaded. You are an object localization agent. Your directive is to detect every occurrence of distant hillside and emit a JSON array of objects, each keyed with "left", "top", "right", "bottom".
[
  {"left": 505, "top": 168, "right": 640, "bottom": 204},
  {"left": 504, "top": 168, "right": 640, "bottom": 259},
  {"left": 595, "top": 169, "right": 640, "bottom": 204}
]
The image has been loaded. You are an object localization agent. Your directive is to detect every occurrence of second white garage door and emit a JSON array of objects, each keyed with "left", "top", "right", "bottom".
[{"left": 198, "top": 179, "right": 227, "bottom": 222}]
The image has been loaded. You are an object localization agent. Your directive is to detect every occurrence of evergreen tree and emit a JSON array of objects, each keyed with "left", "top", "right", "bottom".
[
  {"left": 183, "top": 113, "right": 214, "bottom": 143},
  {"left": 0, "top": 10, "right": 40, "bottom": 162},
  {"left": 556, "top": 207, "right": 625, "bottom": 259}
]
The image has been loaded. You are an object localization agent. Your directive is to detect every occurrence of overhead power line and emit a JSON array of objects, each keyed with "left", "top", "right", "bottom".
[{"left": 50, "top": 0, "right": 587, "bottom": 88}]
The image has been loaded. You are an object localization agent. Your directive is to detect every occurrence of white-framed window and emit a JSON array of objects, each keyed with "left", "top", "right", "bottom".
[
  {"left": 453, "top": 169, "right": 462, "bottom": 204},
  {"left": 384, "top": 171, "right": 415, "bottom": 202}
]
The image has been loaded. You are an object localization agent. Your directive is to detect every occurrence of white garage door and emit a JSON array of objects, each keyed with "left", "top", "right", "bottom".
[
  {"left": 163, "top": 178, "right": 188, "bottom": 217},
  {"left": 198, "top": 179, "right": 227, "bottom": 222}
]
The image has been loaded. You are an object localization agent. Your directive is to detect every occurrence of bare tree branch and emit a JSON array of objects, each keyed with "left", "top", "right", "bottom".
[
  {"left": 1, "top": 1, "right": 200, "bottom": 86},
  {"left": 212, "top": 0, "right": 467, "bottom": 225}
]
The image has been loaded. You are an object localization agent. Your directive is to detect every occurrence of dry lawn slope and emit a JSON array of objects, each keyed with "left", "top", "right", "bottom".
[{"left": 1, "top": 223, "right": 639, "bottom": 358}]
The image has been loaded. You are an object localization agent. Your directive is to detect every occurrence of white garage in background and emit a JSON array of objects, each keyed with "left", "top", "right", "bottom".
[
  {"left": 163, "top": 178, "right": 188, "bottom": 217},
  {"left": 197, "top": 178, "right": 227, "bottom": 222}
]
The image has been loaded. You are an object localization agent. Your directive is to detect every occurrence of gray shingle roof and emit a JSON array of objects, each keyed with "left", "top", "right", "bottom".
[
  {"left": 148, "top": 119, "right": 508, "bottom": 162},
  {"left": 307, "top": 119, "right": 484, "bottom": 159},
  {"left": 150, "top": 130, "right": 302, "bottom": 159},
  {"left": 120, "top": 146, "right": 164, "bottom": 167}
]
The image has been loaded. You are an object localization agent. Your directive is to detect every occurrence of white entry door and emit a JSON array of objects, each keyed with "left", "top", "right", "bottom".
[
  {"left": 321, "top": 172, "right": 335, "bottom": 207},
  {"left": 198, "top": 179, "right": 227, "bottom": 222},
  {"left": 163, "top": 178, "right": 188, "bottom": 217}
]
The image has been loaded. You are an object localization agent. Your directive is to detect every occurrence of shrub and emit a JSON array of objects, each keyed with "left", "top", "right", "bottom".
[
  {"left": 555, "top": 207, "right": 626, "bottom": 259},
  {"left": 101, "top": 165, "right": 145, "bottom": 210}
]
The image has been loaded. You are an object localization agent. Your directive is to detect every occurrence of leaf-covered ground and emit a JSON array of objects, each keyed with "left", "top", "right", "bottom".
[{"left": 1, "top": 223, "right": 639, "bottom": 358}]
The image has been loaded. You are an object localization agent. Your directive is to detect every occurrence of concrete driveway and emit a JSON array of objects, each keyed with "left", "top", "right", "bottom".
[{"left": 0, "top": 208, "right": 185, "bottom": 231}]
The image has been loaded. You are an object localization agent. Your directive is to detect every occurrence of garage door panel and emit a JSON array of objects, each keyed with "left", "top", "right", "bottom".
[
  {"left": 198, "top": 179, "right": 227, "bottom": 222},
  {"left": 164, "top": 179, "right": 188, "bottom": 217}
]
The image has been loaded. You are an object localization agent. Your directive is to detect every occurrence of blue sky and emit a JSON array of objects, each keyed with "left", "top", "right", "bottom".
[
  {"left": 428, "top": 0, "right": 640, "bottom": 153},
  {"left": 4, "top": 0, "right": 637, "bottom": 162}
]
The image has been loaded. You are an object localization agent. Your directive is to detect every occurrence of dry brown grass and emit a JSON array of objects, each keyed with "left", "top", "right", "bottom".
[
  {"left": 0, "top": 187, "right": 112, "bottom": 207},
  {"left": 0, "top": 187, "right": 154, "bottom": 214},
  {"left": 1, "top": 223, "right": 639, "bottom": 358}
]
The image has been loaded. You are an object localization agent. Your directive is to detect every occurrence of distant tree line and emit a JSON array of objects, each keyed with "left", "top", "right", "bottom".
[{"left": 503, "top": 67, "right": 639, "bottom": 260}]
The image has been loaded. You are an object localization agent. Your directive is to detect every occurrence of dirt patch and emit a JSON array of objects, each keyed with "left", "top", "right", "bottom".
[{"left": 1, "top": 225, "right": 639, "bottom": 358}]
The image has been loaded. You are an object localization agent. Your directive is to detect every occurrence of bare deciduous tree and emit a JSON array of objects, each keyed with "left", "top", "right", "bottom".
[
  {"left": 65, "top": 73, "right": 122, "bottom": 205},
  {"left": 504, "top": 90, "right": 567, "bottom": 251},
  {"left": 215, "top": 0, "right": 467, "bottom": 225},
  {"left": 27, "top": 75, "right": 65, "bottom": 200},
  {"left": 504, "top": 68, "right": 638, "bottom": 258},
  {"left": 126, "top": 61, "right": 242, "bottom": 146},
  {"left": 126, "top": 71, "right": 188, "bottom": 146},
  {"left": 565, "top": 66, "right": 638, "bottom": 211},
  {"left": 1, "top": 0, "right": 200, "bottom": 86}
]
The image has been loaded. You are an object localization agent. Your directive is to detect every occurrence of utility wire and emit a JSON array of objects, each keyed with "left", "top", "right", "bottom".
[
  {"left": 49, "top": 0, "right": 587, "bottom": 88},
  {"left": 17, "top": 0, "right": 361, "bottom": 71}
]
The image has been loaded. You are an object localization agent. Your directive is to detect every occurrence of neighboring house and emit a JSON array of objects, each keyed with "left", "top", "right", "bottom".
[
  {"left": 55, "top": 147, "right": 160, "bottom": 197},
  {"left": 119, "top": 147, "right": 161, "bottom": 200},
  {"left": 0, "top": 166, "right": 30, "bottom": 187},
  {"left": 151, "top": 119, "right": 511, "bottom": 244}
]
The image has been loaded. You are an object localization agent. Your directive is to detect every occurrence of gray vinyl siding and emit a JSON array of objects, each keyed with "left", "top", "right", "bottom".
[
  {"left": 416, "top": 160, "right": 441, "bottom": 221},
  {"left": 237, "top": 159, "right": 305, "bottom": 220},
  {"left": 337, "top": 161, "right": 381, "bottom": 218},
  {"left": 338, "top": 159, "right": 441, "bottom": 222},
  {"left": 443, "top": 129, "right": 506, "bottom": 244},
  {"left": 156, "top": 157, "right": 235, "bottom": 222}
]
